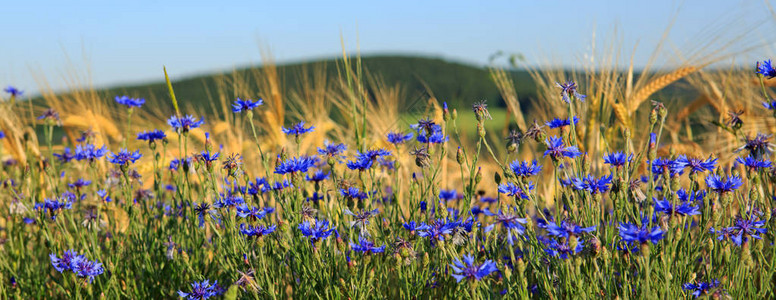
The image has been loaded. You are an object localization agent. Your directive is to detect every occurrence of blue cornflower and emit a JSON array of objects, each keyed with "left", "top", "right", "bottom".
[
  {"left": 762, "top": 100, "right": 776, "bottom": 110},
  {"left": 114, "top": 95, "right": 145, "bottom": 108},
  {"left": 569, "top": 174, "right": 613, "bottom": 194},
  {"left": 682, "top": 279, "right": 721, "bottom": 298},
  {"left": 282, "top": 121, "right": 315, "bottom": 137},
  {"left": 68, "top": 178, "right": 92, "bottom": 189},
  {"left": 509, "top": 159, "right": 542, "bottom": 177},
  {"left": 192, "top": 202, "right": 215, "bottom": 228},
  {"left": 239, "top": 224, "right": 276, "bottom": 238},
  {"left": 756, "top": 59, "right": 776, "bottom": 79},
  {"left": 676, "top": 188, "right": 706, "bottom": 203},
  {"left": 674, "top": 155, "right": 717, "bottom": 174},
  {"left": 618, "top": 221, "right": 664, "bottom": 244},
  {"left": 50, "top": 249, "right": 84, "bottom": 272},
  {"left": 386, "top": 131, "right": 414, "bottom": 145},
  {"left": 168, "top": 115, "right": 204, "bottom": 133},
  {"left": 4, "top": 86, "right": 22, "bottom": 97},
  {"left": 235, "top": 204, "right": 274, "bottom": 221},
  {"left": 417, "top": 219, "right": 458, "bottom": 243},
  {"left": 542, "top": 238, "right": 584, "bottom": 259},
  {"left": 35, "top": 198, "right": 72, "bottom": 220},
  {"left": 298, "top": 219, "right": 335, "bottom": 243},
  {"left": 74, "top": 144, "right": 108, "bottom": 161},
  {"left": 317, "top": 141, "right": 347, "bottom": 161},
  {"left": 555, "top": 81, "right": 586, "bottom": 103},
  {"left": 651, "top": 157, "right": 684, "bottom": 178},
  {"left": 169, "top": 157, "right": 191, "bottom": 171},
  {"left": 545, "top": 116, "right": 579, "bottom": 129},
  {"left": 346, "top": 149, "right": 391, "bottom": 171},
  {"left": 306, "top": 170, "right": 330, "bottom": 182},
  {"left": 449, "top": 254, "right": 499, "bottom": 282},
  {"left": 735, "top": 133, "right": 775, "bottom": 159},
  {"left": 274, "top": 156, "right": 317, "bottom": 175},
  {"left": 350, "top": 236, "right": 386, "bottom": 254},
  {"left": 71, "top": 257, "right": 104, "bottom": 283},
  {"left": 137, "top": 130, "right": 166, "bottom": 143},
  {"left": 705, "top": 174, "right": 743, "bottom": 194},
  {"left": 484, "top": 206, "right": 527, "bottom": 245},
  {"left": 540, "top": 220, "right": 596, "bottom": 238},
  {"left": 414, "top": 124, "right": 448, "bottom": 144},
  {"left": 97, "top": 189, "right": 112, "bottom": 203},
  {"left": 340, "top": 187, "right": 368, "bottom": 200},
  {"left": 415, "top": 118, "right": 436, "bottom": 133},
  {"left": 543, "top": 136, "right": 582, "bottom": 159},
  {"left": 654, "top": 198, "right": 701, "bottom": 217},
  {"left": 725, "top": 215, "right": 767, "bottom": 246},
  {"left": 439, "top": 189, "right": 461, "bottom": 201},
  {"left": 735, "top": 155, "right": 772, "bottom": 171},
  {"left": 603, "top": 152, "right": 632, "bottom": 168},
  {"left": 108, "top": 149, "right": 142, "bottom": 165},
  {"left": 0, "top": 131, "right": 4, "bottom": 139},
  {"left": 403, "top": 221, "right": 423, "bottom": 232},
  {"left": 198, "top": 151, "right": 220, "bottom": 163},
  {"left": 232, "top": 97, "right": 264, "bottom": 113},
  {"left": 307, "top": 191, "right": 325, "bottom": 204},
  {"left": 498, "top": 182, "right": 535, "bottom": 199},
  {"left": 178, "top": 280, "right": 221, "bottom": 299}
]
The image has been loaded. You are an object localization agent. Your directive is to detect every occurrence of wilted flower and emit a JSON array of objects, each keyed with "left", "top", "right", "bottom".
[
  {"left": 37, "top": 108, "right": 61, "bottom": 125},
  {"left": 555, "top": 80, "right": 586, "bottom": 103},
  {"left": 735, "top": 133, "right": 775, "bottom": 159},
  {"left": 472, "top": 100, "right": 492, "bottom": 120}
]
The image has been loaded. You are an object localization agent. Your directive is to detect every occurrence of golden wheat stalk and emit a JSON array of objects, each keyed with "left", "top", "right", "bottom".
[{"left": 629, "top": 66, "right": 698, "bottom": 113}]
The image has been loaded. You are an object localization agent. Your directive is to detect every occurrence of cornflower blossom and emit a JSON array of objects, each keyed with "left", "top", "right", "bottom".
[
  {"left": 725, "top": 215, "right": 767, "bottom": 246},
  {"left": 653, "top": 198, "right": 701, "bottom": 217},
  {"left": 449, "top": 254, "right": 499, "bottom": 282},
  {"left": 483, "top": 206, "right": 527, "bottom": 245},
  {"left": 38, "top": 108, "right": 61, "bottom": 124},
  {"left": 386, "top": 131, "right": 414, "bottom": 145},
  {"left": 346, "top": 149, "right": 391, "bottom": 171},
  {"left": 545, "top": 116, "right": 579, "bottom": 129},
  {"left": 4, "top": 86, "right": 22, "bottom": 97},
  {"left": 350, "top": 236, "right": 386, "bottom": 254},
  {"left": 54, "top": 148, "right": 76, "bottom": 163},
  {"left": 569, "top": 174, "right": 613, "bottom": 195},
  {"left": 71, "top": 257, "right": 105, "bottom": 283},
  {"left": 498, "top": 182, "right": 535, "bottom": 200},
  {"left": 178, "top": 280, "right": 221, "bottom": 299},
  {"left": 555, "top": 80, "right": 586, "bottom": 103},
  {"left": 543, "top": 136, "right": 582, "bottom": 159},
  {"left": 75, "top": 144, "right": 108, "bottom": 162},
  {"left": 274, "top": 156, "right": 317, "bottom": 175},
  {"left": 239, "top": 224, "right": 276, "bottom": 238},
  {"left": 603, "top": 152, "right": 632, "bottom": 168},
  {"left": 193, "top": 202, "right": 215, "bottom": 228},
  {"left": 282, "top": 121, "right": 315, "bottom": 137},
  {"left": 298, "top": 220, "right": 335, "bottom": 245},
  {"left": 340, "top": 187, "right": 368, "bottom": 200},
  {"left": 168, "top": 115, "right": 204, "bottom": 133},
  {"left": 232, "top": 97, "right": 264, "bottom": 113},
  {"left": 472, "top": 100, "right": 492, "bottom": 120},
  {"left": 317, "top": 141, "right": 347, "bottom": 162},
  {"left": 705, "top": 174, "right": 743, "bottom": 194},
  {"left": 50, "top": 249, "right": 84, "bottom": 272},
  {"left": 735, "top": 133, "right": 775, "bottom": 159},
  {"left": 735, "top": 155, "right": 772, "bottom": 171},
  {"left": 137, "top": 130, "right": 166, "bottom": 144},
  {"left": 68, "top": 178, "right": 91, "bottom": 190},
  {"left": 438, "top": 189, "right": 461, "bottom": 202},
  {"left": 682, "top": 280, "right": 721, "bottom": 298},
  {"left": 618, "top": 221, "right": 665, "bottom": 245},
  {"left": 509, "top": 159, "right": 542, "bottom": 177},
  {"left": 114, "top": 95, "right": 145, "bottom": 108},
  {"left": 235, "top": 204, "right": 275, "bottom": 221},
  {"left": 673, "top": 155, "right": 717, "bottom": 174},
  {"left": 417, "top": 219, "right": 458, "bottom": 244},
  {"left": 35, "top": 198, "right": 72, "bottom": 220},
  {"left": 108, "top": 149, "right": 142, "bottom": 165},
  {"left": 542, "top": 238, "right": 584, "bottom": 259},
  {"left": 306, "top": 170, "right": 330, "bottom": 182},
  {"left": 756, "top": 59, "right": 776, "bottom": 79},
  {"left": 540, "top": 220, "right": 596, "bottom": 238}
]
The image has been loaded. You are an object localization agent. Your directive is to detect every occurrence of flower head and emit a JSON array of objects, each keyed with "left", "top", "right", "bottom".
[
  {"left": 232, "top": 97, "right": 264, "bottom": 113},
  {"left": 555, "top": 81, "right": 586, "bottom": 103},
  {"left": 350, "top": 236, "right": 386, "bottom": 254},
  {"left": 386, "top": 131, "right": 414, "bottom": 145},
  {"left": 674, "top": 155, "right": 717, "bottom": 174},
  {"left": 282, "top": 121, "right": 315, "bottom": 136},
  {"left": 50, "top": 249, "right": 84, "bottom": 272},
  {"left": 4, "top": 86, "right": 23, "bottom": 97},
  {"left": 509, "top": 159, "right": 542, "bottom": 177},
  {"left": 725, "top": 214, "right": 767, "bottom": 246},
  {"left": 682, "top": 279, "right": 721, "bottom": 298},
  {"left": 274, "top": 156, "right": 317, "bottom": 175},
  {"left": 114, "top": 95, "right": 145, "bottom": 108},
  {"left": 239, "top": 224, "right": 276, "bottom": 238},
  {"left": 705, "top": 174, "right": 743, "bottom": 194},
  {"left": 472, "top": 100, "right": 492, "bottom": 120},
  {"left": 298, "top": 219, "right": 335, "bottom": 243},
  {"left": 108, "top": 149, "right": 142, "bottom": 165},
  {"left": 569, "top": 174, "right": 613, "bottom": 194},
  {"left": 449, "top": 254, "right": 499, "bottom": 282},
  {"left": 178, "top": 280, "right": 221, "bottom": 299},
  {"left": 75, "top": 144, "right": 108, "bottom": 162},
  {"left": 735, "top": 133, "right": 774, "bottom": 159},
  {"left": 545, "top": 116, "right": 579, "bottom": 129},
  {"left": 603, "top": 152, "right": 633, "bottom": 168},
  {"left": 543, "top": 136, "right": 582, "bottom": 159},
  {"left": 618, "top": 221, "right": 664, "bottom": 245},
  {"left": 735, "top": 155, "right": 772, "bottom": 171},
  {"left": 137, "top": 130, "right": 167, "bottom": 143},
  {"left": 756, "top": 59, "right": 776, "bottom": 79},
  {"left": 317, "top": 141, "right": 347, "bottom": 161},
  {"left": 498, "top": 182, "right": 535, "bottom": 199},
  {"left": 168, "top": 115, "right": 204, "bottom": 133},
  {"left": 71, "top": 257, "right": 104, "bottom": 283},
  {"left": 540, "top": 220, "right": 596, "bottom": 238}
]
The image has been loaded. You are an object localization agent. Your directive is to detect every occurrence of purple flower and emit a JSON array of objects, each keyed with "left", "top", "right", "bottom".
[
  {"left": 178, "top": 280, "right": 221, "bottom": 299},
  {"left": 168, "top": 115, "right": 204, "bottom": 133},
  {"left": 340, "top": 187, "right": 368, "bottom": 200},
  {"left": 509, "top": 159, "right": 542, "bottom": 177},
  {"left": 735, "top": 133, "right": 775, "bottom": 159},
  {"left": 725, "top": 215, "right": 767, "bottom": 246},
  {"left": 484, "top": 206, "right": 527, "bottom": 245},
  {"left": 306, "top": 170, "right": 330, "bottom": 182},
  {"left": 50, "top": 249, "right": 84, "bottom": 272},
  {"left": 439, "top": 189, "right": 462, "bottom": 201},
  {"left": 350, "top": 236, "right": 386, "bottom": 254},
  {"left": 555, "top": 81, "right": 586, "bottom": 103},
  {"left": 232, "top": 97, "right": 264, "bottom": 113},
  {"left": 386, "top": 131, "right": 414, "bottom": 144},
  {"left": 705, "top": 174, "right": 743, "bottom": 194},
  {"left": 108, "top": 149, "right": 142, "bottom": 165},
  {"left": 68, "top": 178, "right": 92, "bottom": 189},
  {"left": 756, "top": 59, "right": 776, "bottom": 79},
  {"left": 235, "top": 204, "right": 274, "bottom": 221},
  {"left": 543, "top": 136, "right": 582, "bottom": 159},
  {"left": 71, "top": 257, "right": 104, "bottom": 283},
  {"left": 449, "top": 254, "right": 499, "bottom": 282},
  {"left": 282, "top": 121, "right": 315, "bottom": 136},
  {"left": 114, "top": 95, "right": 145, "bottom": 108},
  {"left": 654, "top": 199, "right": 700, "bottom": 217}
]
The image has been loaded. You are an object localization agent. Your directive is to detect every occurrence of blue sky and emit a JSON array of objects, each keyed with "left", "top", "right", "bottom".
[{"left": 2, "top": 0, "right": 775, "bottom": 95}]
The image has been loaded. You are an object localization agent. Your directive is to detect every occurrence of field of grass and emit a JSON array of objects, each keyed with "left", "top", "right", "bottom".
[{"left": 2, "top": 38, "right": 776, "bottom": 299}]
